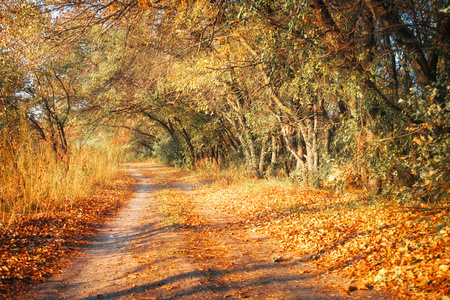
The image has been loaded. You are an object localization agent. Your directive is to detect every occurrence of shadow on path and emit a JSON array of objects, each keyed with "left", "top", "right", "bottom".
[{"left": 19, "top": 164, "right": 389, "bottom": 300}]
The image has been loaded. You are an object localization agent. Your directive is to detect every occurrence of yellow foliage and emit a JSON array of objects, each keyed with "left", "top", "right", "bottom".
[
  {"left": 137, "top": 0, "right": 150, "bottom": 9},
  {"left": 0, "top": 125, "right": 124, "bottom": 226}
]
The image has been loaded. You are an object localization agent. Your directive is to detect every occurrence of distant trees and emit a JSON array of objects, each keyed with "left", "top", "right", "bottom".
[{"left": 2, "top": 0, "right": 448, "bottom": 202}]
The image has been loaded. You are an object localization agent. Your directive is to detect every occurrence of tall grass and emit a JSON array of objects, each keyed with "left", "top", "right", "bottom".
[{"left": 0, "top": 125, "right": 124, "bottom": 226}]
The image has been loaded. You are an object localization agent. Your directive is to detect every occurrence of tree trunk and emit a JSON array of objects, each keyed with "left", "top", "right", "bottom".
[
  {"left": 179, "top": 127, "right": 196, "bottom": 166},
  {"left": 268, "top": 135, "right": 278, "bottom": 177},
  {"left": 259, "top": 135, "right": 268, "bottom": 176},
  {"left": 299, "top": 117, "right": 317, "bottom": 187},
  {"left": 362, "top": 0, "right": 435, "bottom": 86}
]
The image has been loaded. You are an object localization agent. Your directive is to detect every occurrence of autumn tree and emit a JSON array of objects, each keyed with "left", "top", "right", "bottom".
[{"left": 40, "top": 0, "right": 449, "bottom": 199}]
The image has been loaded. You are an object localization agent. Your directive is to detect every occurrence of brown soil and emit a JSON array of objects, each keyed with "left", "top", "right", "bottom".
[{"left": 19, "top": 164, "right": 390, "bottom": 299}]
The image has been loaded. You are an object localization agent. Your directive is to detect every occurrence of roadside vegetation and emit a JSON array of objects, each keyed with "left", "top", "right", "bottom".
[
  {"left": 1, "top": 0, "right": 449, "bottom": 299},
  {"left": 0, "top": 126, "right": 124, "bottom": 225},
  {"left": 0, "top": 170, "right": 135, "bottom": 297},
  {"left": 155, "top": 164, "right": 450, "bottom": 300}
]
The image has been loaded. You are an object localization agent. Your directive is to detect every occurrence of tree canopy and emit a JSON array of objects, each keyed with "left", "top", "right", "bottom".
[{"left": 1, "top": 0, "right": 449, "bottom": 202}]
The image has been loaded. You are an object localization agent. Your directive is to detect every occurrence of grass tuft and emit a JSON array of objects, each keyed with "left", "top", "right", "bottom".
[{"left": 0, "top": 127, "right": 123, "bottom": 227}]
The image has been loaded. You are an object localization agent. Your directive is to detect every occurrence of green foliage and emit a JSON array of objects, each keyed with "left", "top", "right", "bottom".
[
  {"left": 152, "top": 135, "right": 186, "bottom": 167},
  {"left": 383, "top": 86, "right": 450, "bottom": 203},
  {"left": 329, "top": 83, "right": 450, "bottom": 203},
  {"left": 124, "top": 142, "right": 153, "bottom": 162},
  {"left": 2, "top": 0, "right": 449, "bottom": 208}
]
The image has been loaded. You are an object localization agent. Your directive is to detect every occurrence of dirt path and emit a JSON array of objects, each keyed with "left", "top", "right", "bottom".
[{"left": 21, "top": 164, "right": 389, "bottom": 299}]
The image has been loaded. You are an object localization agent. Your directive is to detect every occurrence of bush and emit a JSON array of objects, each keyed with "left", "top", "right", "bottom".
[{"left": 152, "top": 134, "right": 186, "bottom": 167}]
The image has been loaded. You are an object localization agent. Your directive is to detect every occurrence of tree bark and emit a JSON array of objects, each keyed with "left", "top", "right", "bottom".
[
  {"left": 259, "top": 135, "right": 268, "bottom": 176},
  {"left": 362, "top": 0, "right": 435, "bottom": 85}
]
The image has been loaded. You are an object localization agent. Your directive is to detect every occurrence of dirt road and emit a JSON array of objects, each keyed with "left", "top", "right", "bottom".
[{"left": 21, "top": 164, "right": 388, "bottom": 299}]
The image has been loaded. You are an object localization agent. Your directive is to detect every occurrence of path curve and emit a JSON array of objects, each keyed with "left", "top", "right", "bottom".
[
  {"left": 20, "top": 167, "right": 204, "bottom": 299},
  {"left": 19, "top": 165, "right": 388, "bottom": 299}
]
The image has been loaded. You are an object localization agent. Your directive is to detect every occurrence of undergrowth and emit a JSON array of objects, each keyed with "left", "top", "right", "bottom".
[{"left": 0, "top": 127, "right": 123, "bottom": 227}]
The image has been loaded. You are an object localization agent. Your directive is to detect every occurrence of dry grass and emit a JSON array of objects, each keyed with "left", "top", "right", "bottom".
[
  {"left": 0, "top": 127, "right": 123, "bottom": 227},
  {"left": 0, "top": 170, "right": 136, "bottom": 298}
]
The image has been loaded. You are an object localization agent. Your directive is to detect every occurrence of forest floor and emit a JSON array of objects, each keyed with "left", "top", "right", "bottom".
[{"left": 1, "top": 163, "right": 448, "bottom": 299}]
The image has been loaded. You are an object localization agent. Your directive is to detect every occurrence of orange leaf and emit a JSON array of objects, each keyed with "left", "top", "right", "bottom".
[
  {"left": 342, "top": 285, "right": 357, "bottom": 293},
  {"left": 356, "top": 282, "right": 369, "bottom": 290}
]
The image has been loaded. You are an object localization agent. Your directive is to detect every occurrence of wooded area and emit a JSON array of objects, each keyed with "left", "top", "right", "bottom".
[
  {"left": 0, "top": 2, "right": 449, "bottom": 297},
  {"left": 1, "top": 0, "right": 449, "bottom": 215}
]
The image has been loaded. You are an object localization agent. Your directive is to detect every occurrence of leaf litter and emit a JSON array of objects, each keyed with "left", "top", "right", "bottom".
[
  {"left": 1, "top": 164, "right": 448, "bottom": 299},
  {"left": 0, "top": 171, "right": 136, "bottom": 298},
  {"left": 158, "top": 170, "right": 449, "bottom": 300}
]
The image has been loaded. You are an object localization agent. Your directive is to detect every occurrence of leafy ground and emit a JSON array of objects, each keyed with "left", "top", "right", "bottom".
[
  {"left": 1, "top": 164, "right": 449, "bottom": 299},
  {"left": 16, "top": 164, "right": 386, "bottom": 300},
  {"left": 157, "top": 168, "right": 450, "bottom": 300},
  {"left": 0, "top": 171, "right": 136, "bottom": 298}
]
